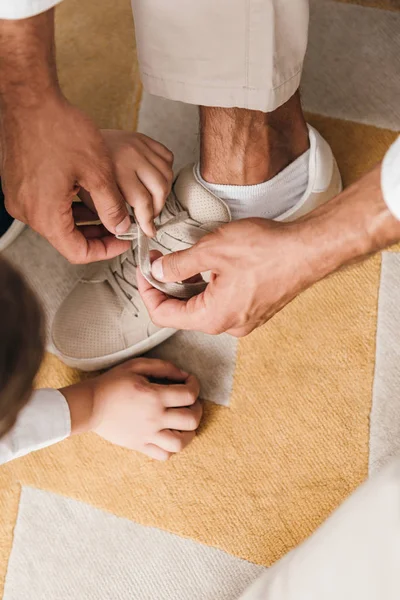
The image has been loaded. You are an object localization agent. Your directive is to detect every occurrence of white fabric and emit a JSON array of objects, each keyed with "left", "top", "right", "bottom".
[
  {"left": 0, "top": 389, "right": 70, "bottom": 464},
  {"left": 195, "top": 150, "right": 310, "bottom": 220},
  {"left": 241, "top": 456, "right": 400, "bottom": 600},
  {"left": 0, "top": 0, "right": 62, "bottom": 19},
  {"left": 132, "top": 0, "right": 309, "bottom": 112},
  {"left": 382, "top": 136, "right": 400, "bottom": 221}
]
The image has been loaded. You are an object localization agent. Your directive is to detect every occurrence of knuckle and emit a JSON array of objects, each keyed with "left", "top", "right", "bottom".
[
  {"left": 150, "top": 314, "right": 164, "bottom": 328},
  {"left": 165, "top": 252, "right": 182, "bottom": 279},
  {"left": 171, "top": 436, "right": 184, "bottom": 452},
  {"left": 185, "top": 413, "right": 200, "bottom": 430}
]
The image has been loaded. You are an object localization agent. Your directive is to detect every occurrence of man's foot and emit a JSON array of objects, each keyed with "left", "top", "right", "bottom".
[
  {"left": 0, "top": 180, "right": 25, "bottom": 251},
  {"left": 197, "top": 125, "right": 342, "bottom": 222},
  {"left": 51, "top": 127, "right": 340, "bottom": 371},
  {"left": 198, "top": 93, "right": 341, "bottom": 221},
  {"left": 51, "top": 168, "right": 231, "bottom": 371}
]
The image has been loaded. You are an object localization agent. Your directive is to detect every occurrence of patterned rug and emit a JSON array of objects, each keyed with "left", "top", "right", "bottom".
[{"left": 1, "top": 0, "right": 400, "bottom": 597}]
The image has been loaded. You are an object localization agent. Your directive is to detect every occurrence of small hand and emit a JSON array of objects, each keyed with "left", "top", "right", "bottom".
[{"left": 62, "top": 358, "right": 202, "bottom": 461}]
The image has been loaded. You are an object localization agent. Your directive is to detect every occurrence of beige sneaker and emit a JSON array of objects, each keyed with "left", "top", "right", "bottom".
[
  {"left": 51, "top": 167, "right": 231, "bottom": 371},
  {"left": 51, "top": 125, "right": 341, "bottom": 371}
]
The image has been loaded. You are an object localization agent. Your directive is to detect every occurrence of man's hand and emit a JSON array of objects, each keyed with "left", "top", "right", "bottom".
[
  {"left": 138, "top": 166, "right": 400, "bottom": 336},
  {"left": 0, "top": 11, "right": 173, "bottom": 263},
  {"left": 61, "top": 358, "right": 202, "bottom": 461}
]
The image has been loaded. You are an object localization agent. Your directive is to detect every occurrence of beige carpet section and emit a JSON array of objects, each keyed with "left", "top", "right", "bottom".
[
  {"left": 369, "top": 253, "right": 400, "bottom": 474},
  {"left": 304, "top": 0, "right": 400, "bottom": 131},
  {"left": 4, "top": 487, "right": 264, "bottom": 600},
  {"left": 56, "top": 0, "right": 139, "bottom": 130},
  {"left": 1, "top": 0, "right": 399, "bottom": 597}
]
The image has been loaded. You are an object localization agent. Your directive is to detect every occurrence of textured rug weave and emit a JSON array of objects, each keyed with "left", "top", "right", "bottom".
[{"left": 2, "top": 0, "right": 400, "bottom": 597}]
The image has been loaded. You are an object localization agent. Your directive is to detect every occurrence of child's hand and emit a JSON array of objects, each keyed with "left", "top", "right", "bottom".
[
  {"left": 61, "top": 358, "right": 202, "bottom": 461},
  {"left": 79, "top": 130, "right": 174, "bottom": 238}
]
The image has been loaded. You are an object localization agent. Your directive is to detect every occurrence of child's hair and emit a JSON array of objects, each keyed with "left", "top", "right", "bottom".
[{"left": 0, "top": 256, "right": 44, "bottom": 438}]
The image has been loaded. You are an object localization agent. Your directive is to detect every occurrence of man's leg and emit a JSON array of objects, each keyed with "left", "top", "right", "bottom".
[{"left": 132, "top": 0, "right": 317, "bottom": 220}]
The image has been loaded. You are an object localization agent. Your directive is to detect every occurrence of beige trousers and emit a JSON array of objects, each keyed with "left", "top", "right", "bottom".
[{"left": 131, "top": 0, "right": 309, "bottom": 112}]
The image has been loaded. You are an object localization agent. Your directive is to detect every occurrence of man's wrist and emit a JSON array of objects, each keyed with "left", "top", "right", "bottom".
[
  {"left": 295, "top": 164, "right": 400, "bottom": 285},
  {"left": 0, "top": 10, "right": 60, "bottom": 108}
]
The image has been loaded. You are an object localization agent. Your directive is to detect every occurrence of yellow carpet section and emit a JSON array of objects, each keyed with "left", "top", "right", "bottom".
[{"left": 0, "top": 0, "right": 399, "bottom": 594}]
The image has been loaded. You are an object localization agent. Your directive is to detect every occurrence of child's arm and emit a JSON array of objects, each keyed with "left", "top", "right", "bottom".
[{"left": 0, "top": 358, "right": 201, "bottom": 464}]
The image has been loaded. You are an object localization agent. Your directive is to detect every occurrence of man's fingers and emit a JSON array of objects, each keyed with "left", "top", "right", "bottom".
[
  {"left": 47, "top": 213, "right": 130, "bottom": 264},
  {"left": 153, "top": 430, "right": 196, "bottom": 454},
  {"left": 150, "top": 246, "right": 210, "bottom": 284},
  {"left": 156, "top": 374, "right": 200, "bottom": 408},
  {"left": 84, "top": 173, "right": 130, "bottom": 235},
  {"left": 137, "top": 266, "right": 210, "bottom": 330},
  {"left": 163, "top": 400, "right": 203, "bottom": 431},
  {"left": 125, "top": 358, "right": 188, "bottom": 381}
]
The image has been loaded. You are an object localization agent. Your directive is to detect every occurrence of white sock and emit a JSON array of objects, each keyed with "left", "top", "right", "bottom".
[{"left": 195, "top": 149, "right": 310, "bottom": 220}]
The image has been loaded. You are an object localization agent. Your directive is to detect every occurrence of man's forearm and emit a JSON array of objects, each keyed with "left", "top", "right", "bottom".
[
  {"left": 298, "top": 164, "right": 400, "bottom": 284},
  {"left": 0, "top": 10, "right": 59, "bottom": 108}
]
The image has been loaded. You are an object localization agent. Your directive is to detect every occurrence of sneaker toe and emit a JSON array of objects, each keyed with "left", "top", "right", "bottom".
[{"left": 52, "top": 280, "right": 127, "bottom": 360}]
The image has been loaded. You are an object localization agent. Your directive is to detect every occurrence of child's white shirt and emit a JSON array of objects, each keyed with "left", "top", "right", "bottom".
[{"left": 0, "top": 389, "right": 70, "bottom": 464}]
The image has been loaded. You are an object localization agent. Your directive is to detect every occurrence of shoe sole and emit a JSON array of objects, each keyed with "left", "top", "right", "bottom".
[
  {"left": 49, "top": 326, "right": 177, "bottom": 372},
  {"left": 0, "top": 220, "right": 26, "bottom": 252}
]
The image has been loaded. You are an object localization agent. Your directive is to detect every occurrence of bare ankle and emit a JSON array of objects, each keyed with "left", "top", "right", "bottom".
[{"left": 199, "top": 91, "right": 309, "bottom": 185}]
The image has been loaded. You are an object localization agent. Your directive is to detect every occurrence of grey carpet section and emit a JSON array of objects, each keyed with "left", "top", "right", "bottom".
[
  {"left": 4, "top": 487, "right": 264, "bottom": 600},
  {"left": 303, "top": 0, "right": 400, "bottom": 131},
  {"left": 369, "top": 252, "right": 400, "bottom": 474}
]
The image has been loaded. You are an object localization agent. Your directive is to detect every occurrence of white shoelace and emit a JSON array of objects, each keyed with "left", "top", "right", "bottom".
[{"left": 114, "top": 193, "right": 216, "bottom": 300}]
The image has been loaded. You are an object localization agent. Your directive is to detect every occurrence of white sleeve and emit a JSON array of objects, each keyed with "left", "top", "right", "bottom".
[
  {"left": 0, "top": 389, "right": 71, "bottom": 464},
  {"left": 0, "top": 0, "right": 63, "bottom": 20},
  {"left": 381, "top": 136, "right": 400, "bottom": 220}
]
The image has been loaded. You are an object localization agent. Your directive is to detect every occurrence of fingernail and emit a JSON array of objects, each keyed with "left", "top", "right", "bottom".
[
  {"left": 115, "top": 215, "right": 131, "bottom": 234},
  {"left": 151, "top": 258, "right": 164, "bottom": 281}
]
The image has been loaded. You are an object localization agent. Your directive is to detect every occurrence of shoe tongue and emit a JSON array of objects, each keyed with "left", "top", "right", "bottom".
[{"left": 173, "top": 164, "right": 231, "bottom": 224}]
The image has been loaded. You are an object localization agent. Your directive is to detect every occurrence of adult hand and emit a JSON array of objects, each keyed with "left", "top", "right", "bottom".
[
  {"left": 138, "top": 166, "right": 400, "bottom": 337},
  {"left": 0, "top": 10, "right": 173, "bottom": 264},
  {"left": 138, "top": 218, "right": 317, "bottom": 337},
  {"left": 1, "top": 95, "right": 132, "bottom": 263}
]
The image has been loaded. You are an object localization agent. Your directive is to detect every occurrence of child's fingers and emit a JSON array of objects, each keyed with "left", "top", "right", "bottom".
[
  {"left": 127, "top": 358, "right": 188, "bottom": 380},
  {"left": 153, "top": 430, "right": 196, "bottom": 454},
  {"left": 139, "top": 134, "right": 174, "bottom": 164},
  {"left": 142, "top": 444, "right": 171, "bottom": 461},
  {"left": 136, "top": 165, "right": 171, "bottom": 219},
  {"left": 141, "top": 150, "right": 174, "bottom": 198},
  {"left": 157, "top": 374, "right": 200, "bottom": 408},
  {"left": 118, "top": 177, "right": 155, "bottom": 237},
  {"left": 126, "top": 357, "right": 189, "bottom": 382},
  {"left": 163, "top": 400, "right": 203, "bottom": 431}
]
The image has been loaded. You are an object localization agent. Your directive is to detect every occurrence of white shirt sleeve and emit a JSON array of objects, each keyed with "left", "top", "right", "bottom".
[
  {"left": 0, "top": 0, "right": 62, "bottom": 20},
  {"left": 0, "top": 389, "right": 71, "bottom": 464},
  {"left": 381, "top": 135, "right": 400, "bottom": 220}
]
